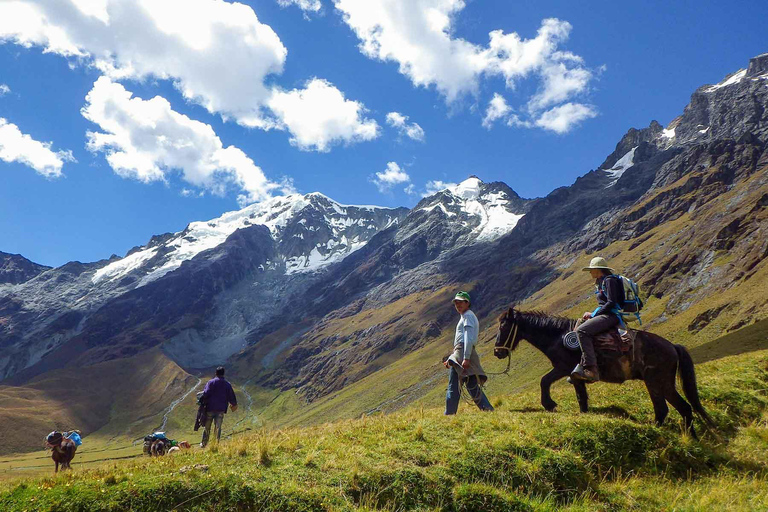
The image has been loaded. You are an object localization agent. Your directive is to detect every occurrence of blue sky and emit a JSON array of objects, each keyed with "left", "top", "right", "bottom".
[{"left": 0, "top": 0, "right": 766, "bottom": 267}]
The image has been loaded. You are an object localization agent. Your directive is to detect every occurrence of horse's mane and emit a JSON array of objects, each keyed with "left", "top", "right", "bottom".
[{"left": 500, "top": 308, "right": 575, "bottom": 333}]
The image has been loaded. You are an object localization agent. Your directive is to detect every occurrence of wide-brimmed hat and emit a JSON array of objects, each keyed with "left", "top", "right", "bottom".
[
  {"left": 582, "top": 256, "right": 614, "bottom": 273},
  {"left": 452, "top": 291, "right": 471, "bottom": 302}
]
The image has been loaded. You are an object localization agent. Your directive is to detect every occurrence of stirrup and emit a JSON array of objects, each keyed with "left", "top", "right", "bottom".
[{"left": 571, "top": 364, "right": 600, "bottom": 383}]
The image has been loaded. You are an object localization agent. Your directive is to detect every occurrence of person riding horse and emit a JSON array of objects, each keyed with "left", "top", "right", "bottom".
[{"left": 571, "top": 256, "right": 625, "bottom": 383}]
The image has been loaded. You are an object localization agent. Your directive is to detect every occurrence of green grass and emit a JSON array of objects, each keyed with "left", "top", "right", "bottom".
[{"left": 2, "top": 347, "right": 766, "bottom": 511}]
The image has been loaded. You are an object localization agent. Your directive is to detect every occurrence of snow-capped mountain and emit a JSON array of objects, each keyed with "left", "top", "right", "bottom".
[
  {"left": 413, "top": 177, "right": 528, "bottom": 242},
  {"left": 0, "top": 193, "right": 407, "bottom": 379},
  {"left": 392, "top": 177, "right": 532, "bottom": 258},
  {"left": 93, "top": 192, "right": 406, "bottom": 289}
]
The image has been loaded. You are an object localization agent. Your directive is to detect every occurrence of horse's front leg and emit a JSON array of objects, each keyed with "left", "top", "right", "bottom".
[
  {"left": 541, "top": 368, "right": 568, "bottom": 411},
  {"left": 54, "top": 460, "right": 59, "bottom": 473},
  {"left": 572, "top": 380, "right": 589, "bottom": 413}
]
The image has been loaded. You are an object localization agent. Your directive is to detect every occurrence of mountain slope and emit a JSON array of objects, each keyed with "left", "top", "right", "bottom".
[{"left": 1, "top": 54, "right": 767, "bottom": 455}]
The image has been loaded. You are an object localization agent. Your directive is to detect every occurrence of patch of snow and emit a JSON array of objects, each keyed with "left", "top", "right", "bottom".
[
  {"left": 662, "top": 127, "right": 675, "bottom": 138},
  {"left": 476, "top": 207, "right": 524, "bottom": 241},
  {"left": 284, "top": 237, "right": 368, "bottom": 275},
  {"left": 306, "top": 191, "right": 398, "bottom": 211},
  {"left": 699, "top": 126, "right": 710, "bottom": 134},
  {"left": 706, "top": 69, "right": 747, "bottom": 92},
  {"left": 604, "top": 147, "right": 637, "bottom": 188},
  {"left": 420, "top": 203, "right": 456, "bottom": 217},
  {"left": 449, "top": 177, "right": 483, "bottom": 200},
  {"left": 92, "top": 247, "right": 158, "bottom": 283}
]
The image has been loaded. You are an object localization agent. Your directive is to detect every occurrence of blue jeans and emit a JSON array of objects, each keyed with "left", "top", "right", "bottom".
[{"left": 445, "top": 367, "right": 494, "bottom": 415}]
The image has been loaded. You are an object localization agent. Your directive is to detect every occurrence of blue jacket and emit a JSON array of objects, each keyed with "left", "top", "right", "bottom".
[{"left": 202, "top": 376, "right": 237, "bottom": 413}]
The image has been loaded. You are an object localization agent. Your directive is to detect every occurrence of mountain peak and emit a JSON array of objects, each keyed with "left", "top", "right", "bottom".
[
  {"left": 747, "top": 53, "right": 768, "bottom": 78},
  {"left": 450, "top": 176, "right": 484, "bottom": 199}
]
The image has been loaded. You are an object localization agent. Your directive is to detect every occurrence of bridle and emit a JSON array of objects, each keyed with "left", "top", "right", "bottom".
[
  {"left": 487, "top": 316, "right": 519, "bottom": 376},
  {"left": 495, "top": 317, "right": 519, "bottom": 353}
]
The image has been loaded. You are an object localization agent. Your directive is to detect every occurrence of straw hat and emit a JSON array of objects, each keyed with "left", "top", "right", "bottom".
[{"left": 582, "top": 256, "right": 614, "bottom": 273}]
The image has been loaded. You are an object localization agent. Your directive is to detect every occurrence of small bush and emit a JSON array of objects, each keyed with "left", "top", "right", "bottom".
[
  {"left": 534, "top": 451, "right": 591, "bottom": 499},
  {"left": 347, "top": 467, "right": 449, "bottom": 510},
  {"left": 450, "top": 449, "right": 530, "bottom": 490},
  {"left": 453, "top": 483, "right": 532, "bottom": 512}
]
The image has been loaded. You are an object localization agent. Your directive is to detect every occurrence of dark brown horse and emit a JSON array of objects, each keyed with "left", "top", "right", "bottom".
[
  {"left": 494, "top": 307, "right": 714, "bottom": 438},
  {"left": 46, "top": 432, "right": 77, "bottom": 473},
  {"left": 150, "top": 439, "right": 170, "bottom": 457}
]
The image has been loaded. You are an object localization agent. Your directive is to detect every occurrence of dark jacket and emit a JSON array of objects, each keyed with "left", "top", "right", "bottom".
[
  {"left": 202, "top": 377, "right": 237, "bottom": 414},
  {"left": 594, "top": 275, "right": 625, "bottom": 317}
]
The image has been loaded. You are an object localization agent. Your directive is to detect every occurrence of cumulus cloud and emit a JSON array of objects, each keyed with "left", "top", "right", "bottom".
[
  {"left": 371, "top": 161, "right": 410, "bottom": 193},
  {"left": 0, "top": 118, "right": 74, "bottom": 177},
  {"left": 423, "top": 180, "right": 457, "bottom": 197},
  {"left": 277, "top": 0, "right": 322, "bottom": 13},
  {"left": 267, "top": 78, "right": 379, "bottom": 152},
  {"left": 0, "top": 0, "right": 288, "bottom": 126},
  {"left": 404, "top": 183, "right": 417, "bottom": 195},
  {"left": 334, "top": 1, "right": 597, "bottom": 131},
  {"left": 386, "top": 112, "right": 425, "bottom": 142},
  {"left": 82, "top": 77, "right": 278, "bottom": 205},
  {"left": 482, "top": 93, "right": 511, "bottom": 129},
  {"left": 534, "top": 102, "right": 597, "bottom": 134},
  {"left": 0, "top": 84, "right": 10, "bottom": 96}
]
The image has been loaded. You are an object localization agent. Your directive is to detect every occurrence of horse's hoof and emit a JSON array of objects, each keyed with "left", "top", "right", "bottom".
[{"left": 543, "top": 402, "right": 557, "bottom": 412}]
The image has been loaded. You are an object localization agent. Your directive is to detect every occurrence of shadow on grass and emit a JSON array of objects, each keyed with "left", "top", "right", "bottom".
[
  {"left": 506, "top": 407, "right": 548, "bottom": 413},
  {"left": 590, "top": 405, "right": 638, "bottom": 422}
]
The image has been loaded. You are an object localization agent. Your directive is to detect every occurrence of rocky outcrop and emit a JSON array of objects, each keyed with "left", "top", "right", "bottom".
[{"left": 0, "top": 252, "right": 50, "bottom": 285}]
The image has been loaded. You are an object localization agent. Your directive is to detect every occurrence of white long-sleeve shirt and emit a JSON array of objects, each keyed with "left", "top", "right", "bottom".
[{"left": 454, "top": 309, "right": 479, "bottom": 360}]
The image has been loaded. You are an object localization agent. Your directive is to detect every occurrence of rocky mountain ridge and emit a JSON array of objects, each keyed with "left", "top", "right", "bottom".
[
  {"left": 1, "top": 55, "right": 767, "bottom": 448},
  {"left": 0, "top": 180, "right": 530, "bottom": 380}
]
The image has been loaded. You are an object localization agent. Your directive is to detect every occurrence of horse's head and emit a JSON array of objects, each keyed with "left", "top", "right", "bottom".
[{"left": 494, "top": 306, "right": 521, "bottom": 359}]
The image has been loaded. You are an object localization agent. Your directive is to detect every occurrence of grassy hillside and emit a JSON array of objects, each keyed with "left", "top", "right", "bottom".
[
  {"left": 1, "top": 343, "right": 766, "bottom": 511},
  {"left": 0, "top": 349, "right": 198, "bottom": 456}
]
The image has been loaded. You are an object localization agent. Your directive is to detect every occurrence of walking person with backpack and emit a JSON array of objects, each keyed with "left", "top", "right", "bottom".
[
  {"left": 572, "top": 256, "right": 643, "bottom": 383},
  {"left": 443, "top": 291, "right": 494, "bottom": 414},
  {"left": 200, "top": 366, "right": 238, "bottom": 448}
]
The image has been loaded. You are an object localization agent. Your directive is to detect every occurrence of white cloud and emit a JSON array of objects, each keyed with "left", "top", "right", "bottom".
[
  {"left": 386, "top": 111, "right": 425, "bottom": 142},
  {"left": 372, "top": 161, "right": 410, "bottom": 192},
  {"left": 482, "top": 93, "right": 511, "bottom": 129},
  {"left": 267, "top": 78, "right": 379, "bottom": 152},
  {"left": 0, "top": 84, "right": 10, "bottom": 96},
  {"left": 423, "top": 179, "right": 457, "bottom": 197},
  {"left": 534, "top": 103, "right": 597, "bottom": 134},
  {"left": 82, "top": 77, "right": 277, "bottom": 205},
  {"left": 0, "top": 117, "right": 74, "bottom": 177},
  {"left": 1, "top": 1, "right": 381, "bottom": 151},
  {"left": 404, "top": 183, "right": 416, "bottom": 195},
  {"left": 0, "top": 0, "right": 286, "bottom": 126},
  {"left": 334, "top": 1, "right": 596, "bottom": 130},
  {"left": 277, "top": 0, "right": 322, "bottom": 13}
]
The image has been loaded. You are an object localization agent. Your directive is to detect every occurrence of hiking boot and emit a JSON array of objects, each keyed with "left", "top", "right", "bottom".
[{"left": 571, "top": 364, "right": 600, "bottom": 383}]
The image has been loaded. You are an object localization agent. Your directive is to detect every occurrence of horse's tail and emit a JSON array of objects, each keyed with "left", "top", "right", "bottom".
[{"left": 674, "top": 344, "right": 715, "bottom": 427}]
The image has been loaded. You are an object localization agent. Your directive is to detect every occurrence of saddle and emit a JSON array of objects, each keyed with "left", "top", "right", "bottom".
[{"left": 593, "top": 328, "right": 633, "bottom": 354}]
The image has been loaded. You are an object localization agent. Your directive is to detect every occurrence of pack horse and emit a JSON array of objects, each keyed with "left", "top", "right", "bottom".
[
  {"left": 494, "top": 307, "right": 714, "bottom": 438},
  {"left": 45, "top": 430, "right": 81, "bottom": 473}
]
